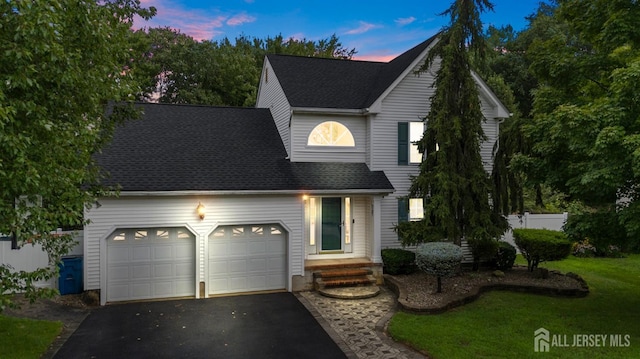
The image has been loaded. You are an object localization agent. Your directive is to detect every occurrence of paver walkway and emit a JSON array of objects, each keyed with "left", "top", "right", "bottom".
[{"left": 298, "top": 287, "right": 425, "bottom": 359}]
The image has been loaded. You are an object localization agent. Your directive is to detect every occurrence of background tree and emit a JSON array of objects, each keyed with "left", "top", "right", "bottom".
[
  {"left": 133, "top": 31, "right": 356, "bottom": 106},
  {"left": 402, "top": 0, "right": 508, "bottom": 267},
  {"left": 524, "top": 0, "right": 640, "bottom": 252},
  {"left": 0, "top": 0, "right": 155, "bottom": 310},
  {"left": 479, "top": 2, "right": 572, "bottom": 215}
]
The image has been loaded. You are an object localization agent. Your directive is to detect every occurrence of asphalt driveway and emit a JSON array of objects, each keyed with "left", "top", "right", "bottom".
[{"left": 53, "top": 292, "right": 347, "bottom": 358}]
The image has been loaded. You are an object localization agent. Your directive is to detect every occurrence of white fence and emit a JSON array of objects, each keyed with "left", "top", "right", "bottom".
[
  {"left": 503, "top": 212, "right": 569, "bottom": 250},
  {"left": 0, "top": 231, "right": 84, "bottom": 289},
  {"left": 461, "top": 212, "right": 568, "bottom": 261}
]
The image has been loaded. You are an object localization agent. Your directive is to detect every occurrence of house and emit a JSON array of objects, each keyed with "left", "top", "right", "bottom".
[{"left": 83, "top": 34, "right": 509, "bottom": 305}]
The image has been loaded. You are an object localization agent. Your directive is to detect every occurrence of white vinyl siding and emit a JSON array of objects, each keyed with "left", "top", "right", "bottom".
[
  {"left": 370, "top": 58, "right": 502, "bottom": 249},
  {"left": 290, "top": 113, "right": 367, "bottom": 163},
  {"left": 84, "top": 195, "right": 303, "bottom": 304},
  {"left": 479, "top": 91, "right": 501, "bottom": 173},
  {"left": 256, "top": 59, "right": 292, "bottom": 157}
]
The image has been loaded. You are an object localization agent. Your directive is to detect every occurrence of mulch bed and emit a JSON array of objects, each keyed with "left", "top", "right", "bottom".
[{"left": 384, "top": 266, "right": 589, "bottom": 314}]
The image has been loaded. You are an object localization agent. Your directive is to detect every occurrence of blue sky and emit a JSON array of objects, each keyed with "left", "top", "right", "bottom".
[{"left": 136, "top": 0, "right": 542, "bottom": 61}]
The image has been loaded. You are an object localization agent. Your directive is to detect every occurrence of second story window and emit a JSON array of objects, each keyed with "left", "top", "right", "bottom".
[
  {"left": 398, "top": 121, "right": 425, "bottom": 165},
  {"left": 308, "top": 121, "right": 355, "bottom": 147}
]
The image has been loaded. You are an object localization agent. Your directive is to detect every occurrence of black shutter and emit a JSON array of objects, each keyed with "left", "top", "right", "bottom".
[
  {"left": 398, "top": 198, "right": 409, "bottom": 223},
  {"left": 398, "top": 122, "right": 409, "bottom": 165}
]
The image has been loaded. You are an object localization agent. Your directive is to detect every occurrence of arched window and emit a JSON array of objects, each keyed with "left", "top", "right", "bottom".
[{"left": 307, "top": 121, "right": 355, "bottom": 146}]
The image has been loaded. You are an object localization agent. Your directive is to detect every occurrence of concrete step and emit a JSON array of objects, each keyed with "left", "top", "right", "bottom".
[
  {"left": 318, "top": 285, "right": 380, "bottom": 299},
  {"left": 313, "top": 268, "right": 372, "bottom": 279},
  {"left": 315, "top": 275, "right": 376, "bottom": 289}
]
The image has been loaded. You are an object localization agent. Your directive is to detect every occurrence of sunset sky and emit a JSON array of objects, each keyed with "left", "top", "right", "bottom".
[{"left": 135, "top": 0, "right": 543, "bottom": 61}]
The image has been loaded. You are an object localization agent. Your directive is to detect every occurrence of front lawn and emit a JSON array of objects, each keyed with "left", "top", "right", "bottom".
[
  {"left": 388, "top": 255, "right": 640, "bottom": 358},
  {"left": 0, "top": 315, "right": 62, "bottom": 359}
]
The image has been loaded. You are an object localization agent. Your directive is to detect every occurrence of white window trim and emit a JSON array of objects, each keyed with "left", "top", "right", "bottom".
[
  {"left": 409, "top": 198, "right": 424, "bottom": 221},
  {"left": 409, "top": 122, "right": 424, "bottom": 164},
  {"left": 307, "top": 121, "right": 356, "bottom": 147}
]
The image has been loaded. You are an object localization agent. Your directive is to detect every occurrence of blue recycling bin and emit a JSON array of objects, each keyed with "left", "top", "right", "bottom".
[{"left": 58, "top": 256, "right": 83, "bottom": 295}]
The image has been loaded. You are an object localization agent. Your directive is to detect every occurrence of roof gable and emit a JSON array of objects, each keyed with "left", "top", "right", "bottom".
[
  {"left": 266, "top": 34, "right": 439, "bottom": 110},
  {"left": 266, "top": 55, "right": 384, "bottom": 109}
]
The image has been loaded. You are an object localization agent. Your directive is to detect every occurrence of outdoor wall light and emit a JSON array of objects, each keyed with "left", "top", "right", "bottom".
[{"left": 196, "top": 202, "right": 206, "bottom": 220}]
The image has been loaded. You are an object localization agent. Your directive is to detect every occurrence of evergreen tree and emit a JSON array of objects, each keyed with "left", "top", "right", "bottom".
[{"left": 403, "top": 0, "right": 507, "bottom": 265}]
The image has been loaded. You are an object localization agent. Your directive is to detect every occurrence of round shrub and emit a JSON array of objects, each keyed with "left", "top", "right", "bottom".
[
  {"left": 495, "top": 241, "right": 517, "bottom": 270},
  {"left": 415, "top": 242, "right": 463, "bottom": 293},
  {"left": 381, "top": 248, "right": 416, "bottom": 275},
  {"left": 513, "top": 228, "right": 572, "bottom": 271}
]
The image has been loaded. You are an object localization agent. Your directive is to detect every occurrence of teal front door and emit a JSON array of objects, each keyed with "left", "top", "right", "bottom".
[{"left": 321, "top": 197, "right": 342, "bottom": 251}]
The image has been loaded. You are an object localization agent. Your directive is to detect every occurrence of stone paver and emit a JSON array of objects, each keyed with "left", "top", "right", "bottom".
[{"left": 298, "top": 287, "right": 426, "bottom": 359}]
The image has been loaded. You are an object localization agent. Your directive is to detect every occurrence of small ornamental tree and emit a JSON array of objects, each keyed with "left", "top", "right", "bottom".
[
  {"left": 513, "top": 229, "right": 572, "bottom": 271},
  {"left": 415, "top": 242, "right": 463, "bottom": 293}
]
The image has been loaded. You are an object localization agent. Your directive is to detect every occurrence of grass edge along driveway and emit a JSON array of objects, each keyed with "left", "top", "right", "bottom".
[
  {"left": 0, "top": 315, "right": 62, "bottom": 359},
  {"left": 388, "top": 255, "right": 640, "bottom": 359}
]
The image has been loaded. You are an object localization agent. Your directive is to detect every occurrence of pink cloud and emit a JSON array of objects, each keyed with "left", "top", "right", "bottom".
[
  {"left": 345, "top": 21, "right": 379, "bottom": 35},
  {"left": 395, "top": 17, "right": 416, "bottom": 26},
  {"left": 134, "top": 0, "right": 254, "bottom": 41},
  {"left": 227, "top": 13, "right": 256, "bottom": 26},
  {"left": 286, "top": 32, "right": 306, "bottom": 41},
  {"left": 353, "top": 53, "right": 398, "bottom": 62}
]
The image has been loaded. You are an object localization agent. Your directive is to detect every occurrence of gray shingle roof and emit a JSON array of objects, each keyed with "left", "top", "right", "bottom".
[
  {"left": 267, "top": 34, "right": 439, "bottom": 109},
  {"left": 96, "top": 103, "right": 394, "bottom": 193}
]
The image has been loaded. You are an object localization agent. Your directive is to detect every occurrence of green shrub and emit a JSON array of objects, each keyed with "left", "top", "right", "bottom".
[
  {"left": 415, "top": 242, "right": 463, "bottom": 293},
  {"left": 381, "top": 248, "right": 416, "bottom": 275},
  {"left": 393, "top": 220, "right": 444, "bottom": 247},
  {"left": 467, "top": 237, "right": 499, "bottom": 270},
  {"left": 513, "top": 228, "right": 572, "bottom": 271},
  {"left": 563, "top": 208, "right": 628, "bottom": 254},
  {"left": 572, "top": 239, "right": 596, "bottom": 257},
  {"left": 495, "top": 241, "right": 517, "bottom": 270}
]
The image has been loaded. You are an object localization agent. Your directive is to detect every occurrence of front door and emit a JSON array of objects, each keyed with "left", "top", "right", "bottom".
[{"left": 321, "top": 197, "right": 342, "bottom": 251}]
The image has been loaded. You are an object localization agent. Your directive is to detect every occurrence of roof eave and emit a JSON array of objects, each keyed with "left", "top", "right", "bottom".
[
  {"left": 110, "top": 188, "right": 395, "bottom": 197},
  {"left": 471, "top": 71, "right": 511, "bottom": 119},
  {"left": 290, "top": 107, "right": 375, "bottom": 115}
]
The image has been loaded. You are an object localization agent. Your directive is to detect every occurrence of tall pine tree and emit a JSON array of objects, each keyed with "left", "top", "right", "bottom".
[{"left": 403, "top": 0, "right": 507, "bottom": 265}]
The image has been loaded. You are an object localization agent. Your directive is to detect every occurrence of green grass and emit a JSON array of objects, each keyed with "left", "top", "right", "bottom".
[
  {"left": 388, "top": 255, "right": 640, "bottom": 358},
  {"left": 0, "top": 315, "right": 62, "bottom": 359}
]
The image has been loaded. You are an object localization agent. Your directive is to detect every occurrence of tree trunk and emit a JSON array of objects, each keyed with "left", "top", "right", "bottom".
[{"left": 535, "top": 184, "right": 544, "bottom": 208}]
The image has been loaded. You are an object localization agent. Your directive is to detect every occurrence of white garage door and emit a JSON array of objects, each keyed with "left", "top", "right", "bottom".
[
  {"left": 107, "top": 228, "right": 195, "bottom": 302},
  {"left": 208, "top": 224, "right": 287, "bottom": 295}
]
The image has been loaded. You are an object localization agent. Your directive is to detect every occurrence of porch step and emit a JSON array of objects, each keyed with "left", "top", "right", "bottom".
[
  {"left": 313, "top": 268, "right": 372, "bottom": 279},
  {"left": 312, "top": 267, "right": 379, "bottom": 299},
  {"left": 316, "top": 275, "right": 377, "bottom": 288},
  {"left": 318, "top": 286, "right": 381, "bottom": 300}
]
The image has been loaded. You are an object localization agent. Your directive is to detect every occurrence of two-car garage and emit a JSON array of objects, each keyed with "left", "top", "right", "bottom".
[{"left": 105, "top": 224, "right": 287, "bottom": 303}]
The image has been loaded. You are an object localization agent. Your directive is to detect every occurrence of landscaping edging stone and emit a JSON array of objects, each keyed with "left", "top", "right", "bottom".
[{"left": 384, "top": 271, "right": 590, "bottom": 314}]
